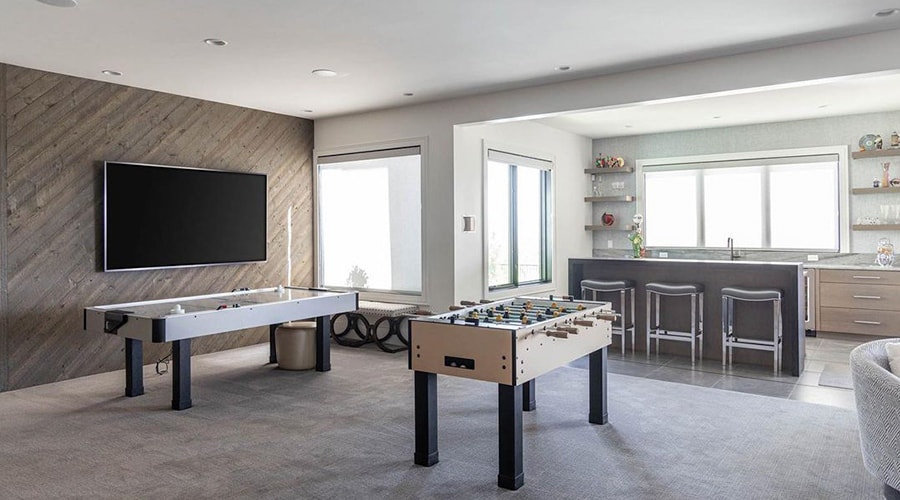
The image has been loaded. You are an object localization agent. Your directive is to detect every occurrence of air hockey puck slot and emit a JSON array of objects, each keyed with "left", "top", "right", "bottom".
[{"left": 444, "top": 356, "right": 475, "bottom": 370}]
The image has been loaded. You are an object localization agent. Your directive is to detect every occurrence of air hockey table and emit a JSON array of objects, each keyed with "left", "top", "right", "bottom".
[{"left": 84, "top": 286, "right": 357, "bottom": 410}]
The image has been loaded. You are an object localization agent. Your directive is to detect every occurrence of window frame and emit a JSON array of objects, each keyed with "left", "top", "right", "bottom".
[
  {"left": 313, "top": 137, "right": 428, "bottom": 304},
  {"left": 636, "top": 146, "right": 850, "bottom": 253},
  {"left": 482, "top": 142, "right": 556, "bottom": 300}
]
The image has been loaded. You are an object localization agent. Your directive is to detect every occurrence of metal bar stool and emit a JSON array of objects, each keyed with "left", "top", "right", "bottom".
[
  {"left": 721, "top": 286, "right": 782, "bottom": 374},
  {"left": 580, "top": 279, "right": 636, "bottom": 354},
  {"left": 646, "top": 282, "right": 704, "bottom": 365}
]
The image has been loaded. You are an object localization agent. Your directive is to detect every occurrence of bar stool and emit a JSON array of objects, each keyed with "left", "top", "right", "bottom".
[
  {"left": 580, "top": 279, "right": 636, "bottom": 354},
  {"left": 721, "top": 286, "right": 783, "bottom": 374},
  {"left": 646, "top": 282, "right": 704, "bottom": 365}
]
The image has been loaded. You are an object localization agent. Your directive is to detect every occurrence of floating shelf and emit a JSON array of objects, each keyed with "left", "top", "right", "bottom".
[
  {"left": 584, "top": 166, "right": 634, "bottom": 174},
  {"left": 851, "top": 149, "right": 900, "bottom": 160},
  {"left": 584, "top": 195, "right": 634, "bottom": 202},
  {"left": 852, "top": 224, "right": 900, "bottom": 231},
  {"left": 585, "top": 225, "right": 635, "bottom": 231},
  {"left": 851, "top": 186, "right": 900, "bottom": 195}
]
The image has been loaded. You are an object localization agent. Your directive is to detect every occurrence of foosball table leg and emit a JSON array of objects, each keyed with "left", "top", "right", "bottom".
[
  {"left": 316, "top": 315, "right": 331, "bottom": 372},
  {"left": 414, "top": 371, "right": 439, "bottom": 466},
  {"left": 125, "top": 338, "right": 144, "bottom": 397},
  {"left": 172, "top": 339, "right": 192, "bottom": 411},
  {"left": 522, "top": 379, "right": 536, "bottom": 412},
  {"left": 498, "top": 383, "right": 524, "bottom": 490},
  {"left": 589, "top": 346, "right": 608, "bottom": 425}
]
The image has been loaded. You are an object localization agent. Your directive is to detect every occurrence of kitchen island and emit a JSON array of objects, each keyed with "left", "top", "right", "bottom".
[{"left": 569, "top": 257, "right": 805, "bottom": 376}]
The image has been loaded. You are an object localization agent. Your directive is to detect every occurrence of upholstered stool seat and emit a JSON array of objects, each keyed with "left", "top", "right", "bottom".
[
  {"left": 722, "top": 286, "right": 783, "bottom": 374},
  {"left": 646, "top": 282, "right": 704, "bottom": 365},
  {"left": 581, "top": 279, "right": 636, "bottom": 354}
]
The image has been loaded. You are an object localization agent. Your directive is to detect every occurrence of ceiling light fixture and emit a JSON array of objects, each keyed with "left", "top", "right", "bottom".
[
  {"left": 818, "top": 104, "right": 829, "bottom": 109},
  {"left": 874, "top": 8, "right": 899, "bottom": 17},
  {"left": 624, "top": 125, "right": 633, "bottom": 128},
  {"left": 311, "top": 69, "right": 337, "bottom": 77},
  {"left": 556, "top": 65, "right": 571, "bottom": 71},
  {"left": 302, "top": 109, "right": 313, "bottom": 113},
  {"left": 204, "top": 38, "right": 228, "bottom": 47},
  {"left": 712, "top": 115, "right": 722, "bottom": 119},
  {"left": 101, "top": 70, "right": 123, "bottom": 77},
  {"left": 36, "top": 0, "right": 77, "bottom": 7},
  {"left": 403, "top": 92, "right": 414, "bottom": 97}
]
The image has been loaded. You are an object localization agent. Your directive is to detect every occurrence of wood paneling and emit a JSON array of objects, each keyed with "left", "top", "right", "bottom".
[
  {"left": 1, "top": 64, "right": 9, "bottom": 391},
  {"left": 1, "top": 64, "right": 314, "bottom": 390}
]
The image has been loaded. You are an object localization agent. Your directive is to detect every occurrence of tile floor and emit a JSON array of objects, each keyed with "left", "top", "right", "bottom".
[{"left": 573, "top": 332, "right": 887, "bottom": 410}]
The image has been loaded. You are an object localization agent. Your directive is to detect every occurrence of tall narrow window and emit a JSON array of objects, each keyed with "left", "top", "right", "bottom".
[
  {"left": 317, "top": 146, "right": 422, "bottom": 295},
  {"left": 486, "top": 149, "right": 553, "bottom": 290}
]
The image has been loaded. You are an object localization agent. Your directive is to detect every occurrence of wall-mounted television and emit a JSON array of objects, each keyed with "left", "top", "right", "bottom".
[{"left": 104, "top": 161, "right": 267, "bottom": 272}]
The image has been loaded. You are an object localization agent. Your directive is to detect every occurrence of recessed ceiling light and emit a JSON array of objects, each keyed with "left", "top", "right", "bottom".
[
  {"left": 101, "top": 70, "right": 122, "bottom": 77},
  {"left": 403, "top": 92, "right": 414, "bottom": 97},
  {"left": 874, "top": 8, "right": 899, "bottom": 17},
  {"left": 36, "top": 0, "right": 77, "bottom": 7},
  {"left": 204, "top": 38, "right": 228, "bottom": 47},
  {"left": 311, "top": 69, "right": 337, "bottom": 77},
  {"left": 712, "top": 115, "right": 722, "bottom": 119},
  {"left": 624, "top": 125, "right": 633, "bottom": 128},
  {"left": 818, "top": 104, "right": 829, "bottom": 109},
  {"left": 302, "top": 109, "right": 313, "bottom": 113},
  {"left": 556, "top": 65, "right": 571, "bottom": 71}
]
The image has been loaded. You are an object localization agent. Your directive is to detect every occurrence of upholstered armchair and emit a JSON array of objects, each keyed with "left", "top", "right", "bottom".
[{"left": 850, "top": 338, "right": 900, "bottom": 500}]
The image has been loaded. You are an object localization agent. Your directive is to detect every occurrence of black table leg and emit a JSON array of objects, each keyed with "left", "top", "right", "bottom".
[
  {"left": 125, "top": 338, "right": 144, "bottom": 397},
  {"left": 172, "top": 339, "right": 192, "bottom": 410},
  {"left": 269, "top": 323, "right": 279, "bottom": 364},
  {"left": 589, "top": 346, "right": 608, "bottom": 425},
  {"left": 498, "top": 383, "right": 524, "bottom": 490},
  {"left": 414, "top": 371, "right": 439, "bottom": 466},
  {"left": 522, "top": 379, "right": 536, "bottom": 412},
  {"left": 316, "top": 315, "right": 331, "bottom": 372}
]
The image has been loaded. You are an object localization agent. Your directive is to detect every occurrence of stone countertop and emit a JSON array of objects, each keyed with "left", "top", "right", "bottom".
[{"left": 589, "top": 249, "right": 900, "bottom": 271}]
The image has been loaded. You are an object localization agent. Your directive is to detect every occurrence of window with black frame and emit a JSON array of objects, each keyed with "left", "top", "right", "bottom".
[{"left": 486, "top": 149, "right": 553, "bottom": 291}]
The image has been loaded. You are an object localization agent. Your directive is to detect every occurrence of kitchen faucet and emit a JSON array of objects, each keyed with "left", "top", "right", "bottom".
[{"left": 727, "top": 237, "right": 739, "bottom": 260}]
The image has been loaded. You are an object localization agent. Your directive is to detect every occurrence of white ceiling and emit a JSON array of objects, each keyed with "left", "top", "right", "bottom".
[{"left": 1, "top": 0, "right": 900, "bottom": 127}]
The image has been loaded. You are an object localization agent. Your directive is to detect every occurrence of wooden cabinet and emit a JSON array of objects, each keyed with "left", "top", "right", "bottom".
[{"left": 817, "top": 269, "right": 900, "bottom": 336}]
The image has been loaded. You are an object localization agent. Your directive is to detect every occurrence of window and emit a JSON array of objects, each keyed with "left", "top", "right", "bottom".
[
  {"left": 639, "top": 147, "right": 847, "bottom": 252},
  {"left": 485, "top": 149, "right": 553, "bottom": 290},
  {"left": 317, "top": 145, "right": 422, "bottom": 295}
]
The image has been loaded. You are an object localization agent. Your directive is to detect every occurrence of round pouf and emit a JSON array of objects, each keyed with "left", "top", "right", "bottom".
[{"left": 274, "top": 321, "right": 317, "bottom": 370}]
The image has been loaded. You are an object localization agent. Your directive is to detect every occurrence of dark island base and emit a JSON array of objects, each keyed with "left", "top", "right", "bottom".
[{"left": 569, "top": 258, "right": 804, "bottom": 376}]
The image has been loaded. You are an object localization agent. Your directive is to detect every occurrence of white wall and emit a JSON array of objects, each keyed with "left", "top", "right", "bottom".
[
  {"left": 314, "top": 29, "right": 900, "bottom": 310},
  {"left": 453, "top": 121, "right": 592, "bottom": 303}
]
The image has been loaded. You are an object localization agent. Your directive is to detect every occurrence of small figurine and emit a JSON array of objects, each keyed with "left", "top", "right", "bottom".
[
  {"left": 628, "top": 214, "right": 645, "bottom": 258},
  {"left": 891, "top": 131, "right": 899, "bottom": 149},
  {"left": 876, "top": 135, "right": 884, "bottom": 150}
]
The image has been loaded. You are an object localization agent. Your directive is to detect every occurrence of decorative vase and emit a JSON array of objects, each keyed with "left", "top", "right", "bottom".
[{"left": 876, "top": 238, "right": 894, "bottom": 267}]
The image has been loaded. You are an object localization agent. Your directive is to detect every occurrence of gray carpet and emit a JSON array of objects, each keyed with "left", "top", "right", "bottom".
[
  {"left": 0, "top": 344, "right": 880, "bottom": 499},
  {"left": 819, "top": 362, "right": 854, "bottom": 390}
]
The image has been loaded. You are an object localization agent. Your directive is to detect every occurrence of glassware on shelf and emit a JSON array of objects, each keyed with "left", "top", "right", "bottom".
[{"left": 876, "top": 238, "right": 894, "bottom": 267}]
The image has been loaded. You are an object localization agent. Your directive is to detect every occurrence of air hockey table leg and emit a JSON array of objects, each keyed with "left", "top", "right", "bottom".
[
  {"left": 172, "top": 339, "right": 192, "bottom": 410},
  {"left": 414, "top": 370, "right": 438, "bottom": 466},
  {"left": 125, "top": 338, "right": 144, "bottom": 397},
  {"left": 316, "top": 315, "right": 331, "bottom": 372},
  {"left": 498, "top": 383, "right": 524, "bottom": 490},
  {"left": 522, "top": 379, "right": 536, "bottom": 412},
  {"left": 589, "top": 346, "right": 608, "bottom": 425},
  {"left": 268, "top": 323, "right": 279, "bottom": 364}
]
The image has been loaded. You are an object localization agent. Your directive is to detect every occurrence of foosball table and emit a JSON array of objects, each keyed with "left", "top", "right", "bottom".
[{"left": 408, "top": 295, "right": 614, "bottom": 490}]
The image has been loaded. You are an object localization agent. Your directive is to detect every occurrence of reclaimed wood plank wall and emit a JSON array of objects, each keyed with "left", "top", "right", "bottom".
[{"left": 0, "top": 64, "right": 314, "bottom": 391}]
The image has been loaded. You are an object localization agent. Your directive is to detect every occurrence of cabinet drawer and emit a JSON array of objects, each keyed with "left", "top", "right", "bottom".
[
  {"left": 818, "top": 283, "right": 900, "bottom": 310},
  {"left": 818, "top": 307, "right": 900, "bottom": 336},
  {"left": 818, "top": 269, "right": 900, "bottom": 286}
]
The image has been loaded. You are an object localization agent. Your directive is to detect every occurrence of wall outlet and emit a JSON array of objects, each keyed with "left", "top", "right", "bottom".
[
  {"left": 659, "top": 251, "right": 668, "bottom": 258},
  {"left": 607, "top": 240, "right": 613, "bottom": 248},
  {"left": 807, "top": 254, "right": 819, "bottom": 262}
]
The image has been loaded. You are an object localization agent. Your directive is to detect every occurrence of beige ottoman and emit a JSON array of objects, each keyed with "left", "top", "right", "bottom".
[{"left": 274, "top": 321, "right": 317, "bottom": 370}]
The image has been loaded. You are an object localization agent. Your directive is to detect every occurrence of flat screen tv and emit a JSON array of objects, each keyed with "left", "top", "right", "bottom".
[{"left": 104, "top": 161, "right": 267, "bottom": 271}]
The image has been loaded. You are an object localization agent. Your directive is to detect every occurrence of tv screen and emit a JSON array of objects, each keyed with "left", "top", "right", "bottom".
[{"left": 104, "top": 161, "right": 267, "bottom": 271}]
